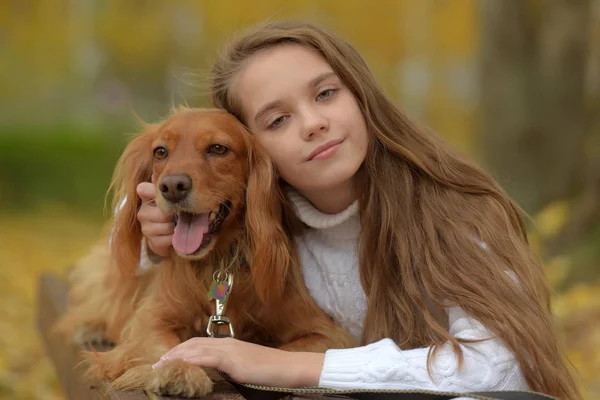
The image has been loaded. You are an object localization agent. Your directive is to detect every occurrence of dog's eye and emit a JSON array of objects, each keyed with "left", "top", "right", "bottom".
[
  {"left": 208, "top": 144, "right": 229, "bottom": 156},
  {"left": 153, "top": 147, "right": 168, "bottom": 160}
]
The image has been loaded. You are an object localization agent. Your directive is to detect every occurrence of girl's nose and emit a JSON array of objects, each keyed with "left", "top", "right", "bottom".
[{"left": 301, "top": 107, "right": 329, "bottom": 140}]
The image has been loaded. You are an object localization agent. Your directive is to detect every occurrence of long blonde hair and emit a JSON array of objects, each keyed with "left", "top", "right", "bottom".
[{"left": 210, "top": 20, "right": 580, "bottom": 399}]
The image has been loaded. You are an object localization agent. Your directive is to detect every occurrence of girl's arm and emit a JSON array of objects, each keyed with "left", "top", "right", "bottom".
[
  {"left": 155, "top": 306, "right": 528, "bottom": 391},
  {"left": 319, "top": 307, "right": 528, "bottom": 392}
]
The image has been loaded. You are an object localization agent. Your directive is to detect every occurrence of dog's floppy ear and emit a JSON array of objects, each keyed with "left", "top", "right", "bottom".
[
  {"left": 245, "top": 142, "right": 291, "bottom": 305},
  {"left": 108, "top": 125, "right": 158, "bottom": 277}
]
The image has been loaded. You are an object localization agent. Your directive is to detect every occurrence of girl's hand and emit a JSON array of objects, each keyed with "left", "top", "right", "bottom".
[
  {"left": 152, "top": 337, "right": 325, "bottom": 388},
  {"left": 137, "top": 182, "right": 174, "bottom": 257}
]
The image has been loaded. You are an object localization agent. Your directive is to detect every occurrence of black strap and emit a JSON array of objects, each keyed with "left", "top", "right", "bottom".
[
  {"left": 220, "top": 374, "right": 556, "bottom": 400},
  {"left": 212, "top": 333, "right": 555, "bottom": 400}
]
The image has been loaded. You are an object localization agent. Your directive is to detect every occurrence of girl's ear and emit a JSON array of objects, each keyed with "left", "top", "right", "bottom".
[
  {"left": 109, "top": 127, "right": 158, "bottom": 277},
  {"left": 244, "top": 142, "right": 291, "bottom": 304}
]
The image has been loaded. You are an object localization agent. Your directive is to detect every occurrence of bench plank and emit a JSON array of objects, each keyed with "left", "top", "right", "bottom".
[{"left": 37, "top": 272, "right": 149, "bottom": 400}]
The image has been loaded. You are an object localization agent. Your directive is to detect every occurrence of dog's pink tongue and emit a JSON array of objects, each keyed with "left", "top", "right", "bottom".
[{"left": 173, "top": 212, "right": 210, "bottom": 255}]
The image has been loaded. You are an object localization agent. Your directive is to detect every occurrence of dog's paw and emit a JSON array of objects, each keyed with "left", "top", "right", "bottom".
[
  {"left": 147, "top": 359, "right": 213, "bottom": 397},
  {"left": 73, "top": 325, "right": 112, "bottom": 347},
  {"left": 81, "top": 348, "right": 130, "bottom": 382},
  {"left": 110, "top": 364, "right": 153, "bottom": 392}
]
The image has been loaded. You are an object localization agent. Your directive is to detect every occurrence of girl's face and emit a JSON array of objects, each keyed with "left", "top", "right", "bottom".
[{"left": 233, "top": 44, "right": 369, "bottom": 209}]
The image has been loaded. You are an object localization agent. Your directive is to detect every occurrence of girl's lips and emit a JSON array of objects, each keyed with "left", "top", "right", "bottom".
[
  {"left": 307, "top": 139, "right": 344, "bottom": 161},
  {"left": 311, "top": 142, "right": 342, "bottom": 160}
]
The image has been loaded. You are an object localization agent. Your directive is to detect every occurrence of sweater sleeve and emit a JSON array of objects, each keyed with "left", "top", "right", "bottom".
[
  {"left": 318, "top": 307, "right": 528, "bottom": 393},
  {"left": 138, "top": 237, "right": 162, "bottom": 273}
]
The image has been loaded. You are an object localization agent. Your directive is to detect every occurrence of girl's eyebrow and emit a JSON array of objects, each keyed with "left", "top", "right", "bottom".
[
  {"left": 254, "top": 71, "right": 338, "bottom": 123},
  {"left": 254, "top": 100, "right": 284, "bottom": 123},
  {"left": 308, "top": 71, "right": 337, "bottom": 87}
]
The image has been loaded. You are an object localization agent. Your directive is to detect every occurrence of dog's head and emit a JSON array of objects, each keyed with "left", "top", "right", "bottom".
[
  {"left": 110, "top": 108, "right": 292, "bottom": 302},
  {"left": 150, "top": 109, "right": 250, "bottom": 259}
]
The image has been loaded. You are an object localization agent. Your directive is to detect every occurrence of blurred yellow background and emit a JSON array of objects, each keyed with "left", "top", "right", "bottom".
[{"left": 1, "top": 1, "right": 599, "bottom": 399}]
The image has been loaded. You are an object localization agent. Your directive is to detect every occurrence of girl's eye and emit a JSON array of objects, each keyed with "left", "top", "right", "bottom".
[
  {"left": 267, "top": 115, "right": 288, "bottom": 130},
  {"left": 317, "top": 88, "right": 337, "bottom": 101},
  {"left": 153, "top": 146, "right": 168, "bottom": 160}
]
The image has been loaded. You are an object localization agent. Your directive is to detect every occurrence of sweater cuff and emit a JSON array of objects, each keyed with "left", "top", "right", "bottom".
[
  {"left": 319, "top": 338, "right": 400, "bottom": 389},
  {"left": 138, "top": 237, "right": 162, "bottom": 275}
]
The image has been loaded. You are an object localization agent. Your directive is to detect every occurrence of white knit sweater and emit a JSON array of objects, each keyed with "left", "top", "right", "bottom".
[{"left": 286, "top": 190, "right": 529, "bottom": 392}]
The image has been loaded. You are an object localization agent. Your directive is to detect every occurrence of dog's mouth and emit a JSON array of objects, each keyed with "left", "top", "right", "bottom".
[{"left": 171, "top": 201, "right": 232, "bottom": 256}]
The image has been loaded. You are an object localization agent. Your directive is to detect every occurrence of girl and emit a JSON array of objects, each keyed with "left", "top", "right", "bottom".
[{"left": 140, "top": 20, "right": 579, "bottom": 399}]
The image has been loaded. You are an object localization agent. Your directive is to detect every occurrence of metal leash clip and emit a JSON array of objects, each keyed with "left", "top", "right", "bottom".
[{"left": 206, "top": 270, "right": 235, "bottom": 338}]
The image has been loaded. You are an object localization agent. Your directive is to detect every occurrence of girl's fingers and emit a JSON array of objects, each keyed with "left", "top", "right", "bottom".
[
  {"left": 141, "top": 222, "right": 174, "bottom": 237},
  {"left": 138, "top": 203, "right": 173, "bottom": 224},
  {"left": 136, "top": 182, "right": 157, "bottom": 202},
  {"left": 181, "top": 355, "right": 222, "bottom": 369},
  {"left": 148, "top": 235, "right": 173, "bottom": 256}
]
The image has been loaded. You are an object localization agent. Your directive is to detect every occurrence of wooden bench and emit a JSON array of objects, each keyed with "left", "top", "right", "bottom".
[
  {"left": 37, "top": 272, "right": 554, "bottom": 400},
  {"left": 36, "top": 272, "right": 244, "bottom": 400}
]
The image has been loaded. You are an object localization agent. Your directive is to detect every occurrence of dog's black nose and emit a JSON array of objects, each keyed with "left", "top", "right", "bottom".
[{"left": 159, "top": 174, "right": 192, "bottom": 203}]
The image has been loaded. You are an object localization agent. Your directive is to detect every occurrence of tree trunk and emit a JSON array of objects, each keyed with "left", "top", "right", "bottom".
[
  {"left": 479, "top": 0, "right": 591, "bottom": 213},
  {"left": 536, "top": 0, "right": 590, "bottom": 207},
  {"left": 547, "top": 1, "right": 600, "bottom": 256},
  {"left": 479, "top": 0, "right": 542, "bottom": 212}
]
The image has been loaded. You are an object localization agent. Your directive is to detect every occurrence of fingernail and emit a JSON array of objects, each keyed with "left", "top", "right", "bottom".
[{"left": 152, "top": 362, "right": 160, "bottom": 370}]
